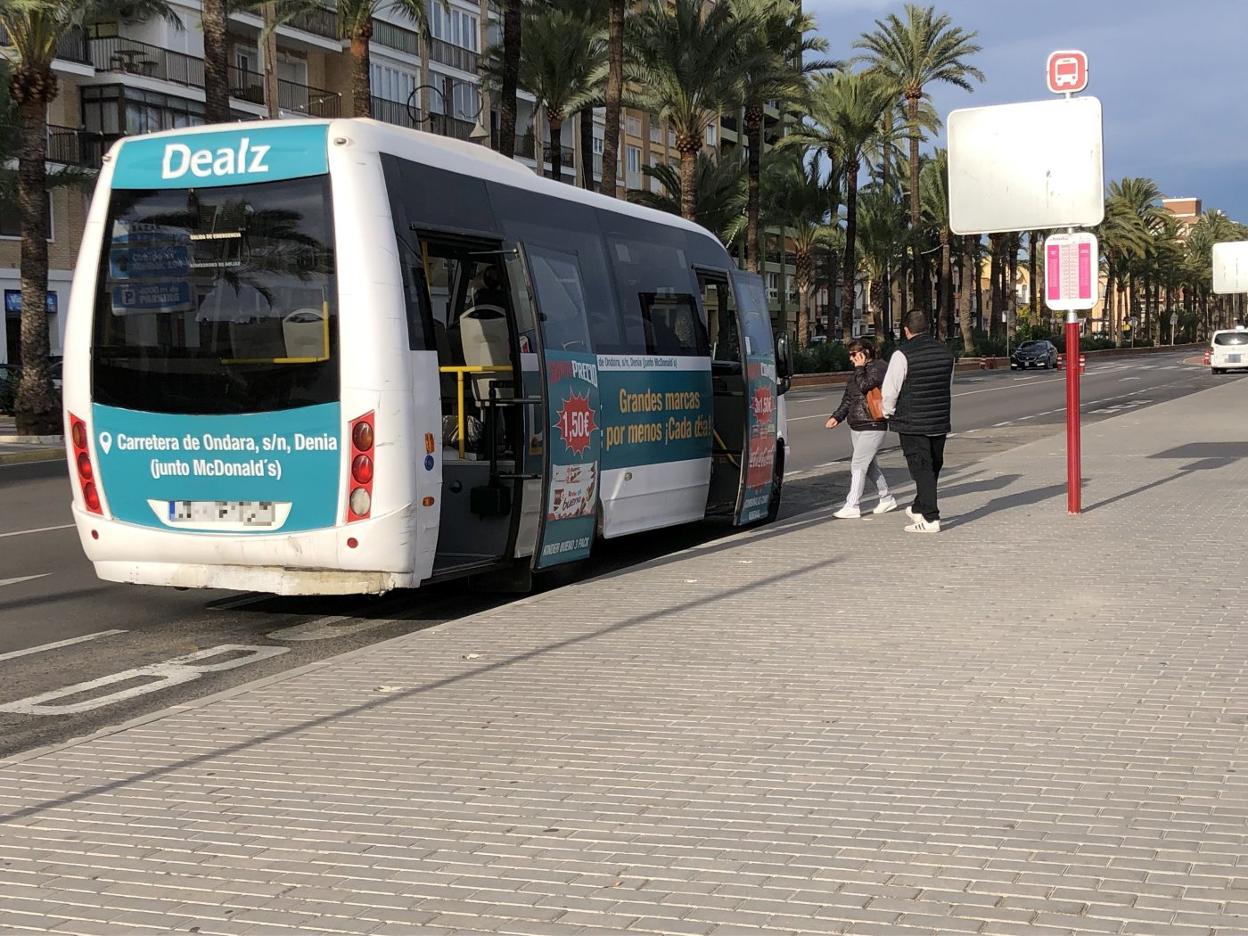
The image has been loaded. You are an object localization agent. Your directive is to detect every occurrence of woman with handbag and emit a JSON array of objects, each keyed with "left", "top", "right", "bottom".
[{"left": 824, "top": 339, "right": 897, "bottom": 519}]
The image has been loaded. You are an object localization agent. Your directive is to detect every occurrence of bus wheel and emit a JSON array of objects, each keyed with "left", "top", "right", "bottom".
[{"left": 765, "top": 445, "right": 785, "bottom": 523}]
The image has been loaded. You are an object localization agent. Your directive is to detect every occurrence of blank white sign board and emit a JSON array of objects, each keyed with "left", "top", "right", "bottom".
[
  {"left": 948, "top": 96, "right": 1104, "bottom": 235},
  {"left": 1212, "top": 241, "right": 1248, "bottom": 294}
]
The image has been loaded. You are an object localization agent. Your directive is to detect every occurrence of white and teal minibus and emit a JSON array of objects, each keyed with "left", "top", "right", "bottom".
[{"left": 63, "top": 119, "right": 791, "bottom": 595}]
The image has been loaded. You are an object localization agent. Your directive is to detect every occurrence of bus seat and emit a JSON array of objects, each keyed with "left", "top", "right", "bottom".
[{"left": 458, "top": 304, "right": 511, "bottom": 405}]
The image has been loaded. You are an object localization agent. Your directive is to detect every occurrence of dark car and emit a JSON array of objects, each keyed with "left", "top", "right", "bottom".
[{"left": 1010, "top": 340, "right": 1058, "bottom": 370}]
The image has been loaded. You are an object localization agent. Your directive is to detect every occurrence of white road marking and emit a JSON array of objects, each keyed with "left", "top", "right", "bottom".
[
  {"left": 0, "top": 573, "right": 51, "bottom": 589},
  {"left": 0, "top": 645, "right": 289, "bottom": 715},
  {"left": 1120, "top": 376, "right": 1143, "bottom": 381},
  {"left": 0, "top": 523, "right": 75, "bottom": 539},
  {"left": 787, "top": 413, "right": 831, "bottom": 422},
  {"left": 0, "top": 629, "right": 126, "bottom": 664},
  {"left": 268, "top": 616, "right": 394, "bottom": 642}
]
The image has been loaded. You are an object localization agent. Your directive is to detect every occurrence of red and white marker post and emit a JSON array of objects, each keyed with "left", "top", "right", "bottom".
[{"left": 1045, "top": 231, "right": 1098, "bottom": 513}]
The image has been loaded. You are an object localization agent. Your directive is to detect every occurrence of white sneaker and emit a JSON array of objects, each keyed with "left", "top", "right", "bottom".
[
  {"left": 905, "top": 518, "right": 942, "bottom": 533},
  {"left": 873, "top": 496, "right": 898, "bottom": 515},
  {"left": 833, "top": 505, "right": 862, "bottom": 519},
  {"left": 905, "top": 506, "right": 920, "bottom": 521}
]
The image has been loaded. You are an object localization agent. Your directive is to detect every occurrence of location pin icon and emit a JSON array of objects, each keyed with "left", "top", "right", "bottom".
[{"left": 98, "top": 431, "right": 112, "bottom": 455}]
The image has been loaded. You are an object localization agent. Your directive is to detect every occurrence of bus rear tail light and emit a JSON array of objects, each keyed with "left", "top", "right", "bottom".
[
  {"left": 69, "top": 413, "right": 102, "bottom": 515},
  {"left": 346, "top": 411, "right": 374, "bottom": 522}
]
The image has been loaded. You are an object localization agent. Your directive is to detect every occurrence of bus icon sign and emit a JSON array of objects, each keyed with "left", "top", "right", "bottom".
[{"left": 1047, "top": 50, "right": 1088, "bottom": 95}]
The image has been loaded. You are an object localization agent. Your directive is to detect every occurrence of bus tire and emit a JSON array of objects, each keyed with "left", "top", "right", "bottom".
[{"left": 765, "top": 445, "right": 785, "bottom": 523}]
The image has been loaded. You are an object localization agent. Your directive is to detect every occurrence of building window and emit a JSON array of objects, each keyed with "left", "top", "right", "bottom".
[
  {"left": 592, "top": 135, "right": 604, "bottom": 155},
  {"left": 626, "top": 146, "right": 641, "bottom": 173},
  {"left": 625, "top": 115, "right": 641, "bottom": 137},
  {"left": 82, "top": 85, "right": 205, "bottom": 138},
  {"left": 649, "top": 154, "right": 661, "bottom": 193},
  {"left": 0, "top": 201, "right": 52, "bottom": 240},
  {"left": 650, "top": 121, "right": 662, "bottom": 143},
  {"left": 371, "top": 62, "right": 417, "bottom": 106},
  {"left": 667, "top": 129, "right": 676, "bottom": 148},
  {"left": 705, "top": 122, "right": 716, "bottom": 145},
  {"left": 431, "top": 4, "right": 478, "bottom": 50}
]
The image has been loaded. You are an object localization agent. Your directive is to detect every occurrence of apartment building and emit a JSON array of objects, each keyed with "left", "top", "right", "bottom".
[{"left": 0, "top": 0, "right": 799, "bottom": 364}]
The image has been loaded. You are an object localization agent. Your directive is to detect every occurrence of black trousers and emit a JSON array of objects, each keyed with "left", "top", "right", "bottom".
[{"left": 899, "top": 433, "right": 947, "bottom": 522}]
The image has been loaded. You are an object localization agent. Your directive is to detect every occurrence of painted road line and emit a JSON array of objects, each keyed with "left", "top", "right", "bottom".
[
  {"left": 0, "top": 523, "right": 75, "bottom": 539},
  {"left": 268, "top": 616, "right": 397, "bottom": 642},
  {"left": 0, "top": 645, "right": 289, "bottom": 715},
  {"left": 0, "top": 629, "right": 127, "bottom": 664},
  {"left": 0, "top": 573, "right": 51, "bottom": 589},
  {"left": 1120, "top": 377, "right": 1143, "bottom": 381}
]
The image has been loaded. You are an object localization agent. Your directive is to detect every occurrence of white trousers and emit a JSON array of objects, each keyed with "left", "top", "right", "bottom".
[{"left": 846, "top": 429, "right": 890, "bottom": 509}]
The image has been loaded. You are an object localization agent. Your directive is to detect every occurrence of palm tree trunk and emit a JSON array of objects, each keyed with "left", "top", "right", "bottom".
[
  {"left": 349, "top": 26, "right": 373, "bottom": 117},
  {"left": 14, "top": 87, "right": 58, "bottom": 434},
  {"left": 497, "top": 0, "right": 522, "bottom": 158},
  {"left": 906, "top": 93, "right": 925, "bottom": 316},
  {"left": 744, "top": 107, "right": 763, "bottom": 273},
  {"left": 988, "top": 235, "right": 1002, "bottom": 341},
  {"left": 940, "top": 228, "right": 952, "bottom": 341},
  {"left": 598, "top": 0, "right": 624, "bottom": 195},
  {"left": 262, "top": 2, "right": 281, "bottom": 119},
  {"left": 841, "top": 156, "right": 859, "bottom": 340},
  {"left": 1007, "top": 235, "right": 1019, "bottom": 340},
  {"left": 958, "top": 237, "right": 974, "bottom": 352},
  {"left": 1106, "top": 267, "right": 1116, "bottom": 344},
  {"left": 795, "top": 248, "right": 812, "bottom": 349},
  {"left": 547, "top": 113, "right": 563, "bottom": 181},
  {"left": 1028, "top": 231, "right": 1038, "bottom": 326},
  {"left": 677, "top": 140, "right": 698, "bottom": 221},
  {"left": 578, "top": 108, "right": 594, "bottom": 189},
  {"left": 201, "top": 0, "right": 231, "bottom": 122}
]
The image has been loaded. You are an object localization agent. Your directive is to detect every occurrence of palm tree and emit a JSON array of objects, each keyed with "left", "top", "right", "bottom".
[
  {"left": 855, "top": 182, "right": 906, "bottom": 339},
  {"left": 1106, "top": 177, "right": 1163, "bottom": 339},
  {"left": 763, "top": 150, "right": 835, "bottom": 347},
  {"left": 729, "top": 0, "right": 832, "bottom": 274},
  {"left": 599, "top": 0, "right": 624, "bottom": 195},
  {"left": 483, "top": 5, "right": 604, "bottom": 181},
  {"left": 338, "top": 0, "right": 432, "bottom": 118},
  {"left": 920, "top": 148, "right": 953, "bottom": 339},
  {"left": 628, "top": 151, "right": 747, "bottom": 245},
  {"left": 0, "top": 0, "right": 179, "bottom": 434},
  {"left": 626, "top": 0, "right": 749, "bottom": 221},
  {"left": 200, "top": 0, "right": 229, "bottom": 121},
  {"left": 786, "top": 70, "right": 892, "bottom": 339},
  {"left": 854, "top": 4, "right": 983, "bottom": 315},
  {"left": 495, "top": 0, "right": 522, "bottom": 157}
]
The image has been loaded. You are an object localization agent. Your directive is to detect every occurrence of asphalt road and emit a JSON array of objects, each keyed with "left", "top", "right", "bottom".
[
  {"left": 783, "top": 350, "right": 1218, "bottom": 473},
  {"left": 0, "top": 349, "right": 1234, "bottom": 758}
]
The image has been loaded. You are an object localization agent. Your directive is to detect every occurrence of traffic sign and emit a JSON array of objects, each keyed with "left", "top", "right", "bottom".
[
  {"left": 1044, "top": 232, "right": 1098, "bottom": 312},
  {"left": 1047, "top": 50, "right": 1088, "bottom": 95},
  {"left": 948, "top": 97, "right": 1104, "bottom": 234},
  {"left": 1212, "top": 240, "right": 1248, "bottom": 294}
]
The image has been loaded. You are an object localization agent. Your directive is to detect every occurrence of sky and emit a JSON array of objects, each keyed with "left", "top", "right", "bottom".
[{"left": 804, "top": 0, "right": 1248, "bottom": 221}]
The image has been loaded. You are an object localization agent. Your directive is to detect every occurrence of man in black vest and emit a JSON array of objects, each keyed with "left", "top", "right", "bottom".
[{"left": 881, "top": 309, "right": 955, "bottom": 532}]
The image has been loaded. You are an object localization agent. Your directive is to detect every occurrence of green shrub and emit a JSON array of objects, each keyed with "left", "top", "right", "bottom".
[
  {"left": 0, "top": 370, "right": 16, "bottom": 416},
  {"left": 794, "top": 341, "right": 850, "bottom": 374}
]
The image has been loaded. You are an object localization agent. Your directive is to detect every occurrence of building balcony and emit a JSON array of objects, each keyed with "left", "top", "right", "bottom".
[
  {"left": 371, "top": 18, "right": 419, "bottom": 56},
  {"left": 46, "top": 125, "right": 115, "bottom": 168},
  {"left": 428, "top": 37, "right": 477, "bottom": 74},
  {"left": 372, "top": 95, "right": 418, "bottom": 129},
  {"left": 85, "top": 37, "right": 338, "bottom": 117},
  {"left": 0, "top": 24, "right": 91, "bottom": 65},
  {"left": 283, "top": 5, "right": 339, "bottom": 41}
]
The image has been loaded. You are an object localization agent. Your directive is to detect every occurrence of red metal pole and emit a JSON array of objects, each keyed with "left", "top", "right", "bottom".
[{"left": 1065, "top": 312, "right": 1081, "bottom": 514}]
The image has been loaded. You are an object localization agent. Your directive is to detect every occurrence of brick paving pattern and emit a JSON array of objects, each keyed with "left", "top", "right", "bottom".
[{"left": 1, "top": 379, "right": 1246, "bottom": 935}]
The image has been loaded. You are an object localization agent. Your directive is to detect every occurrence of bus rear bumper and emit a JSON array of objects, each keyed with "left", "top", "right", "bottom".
[
  {"left": 74, "top": 504, "right": 420, "bottom": 595},
  {"left": 91, "top": 560, "right": 407, "bottom": 595}
]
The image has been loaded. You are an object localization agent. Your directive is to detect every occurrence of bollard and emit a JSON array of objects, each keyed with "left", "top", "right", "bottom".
[
  {"left": 1065, "top": 313, "right": 1082, "bottom": 514},
  {"left": 1079, "top": 353, "right": 1086, "bottom": 375}
]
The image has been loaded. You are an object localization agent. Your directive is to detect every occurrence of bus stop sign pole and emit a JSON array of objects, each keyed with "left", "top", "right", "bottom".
[{"left": 1064, "top": 310, "right": 1081, "bottom": 514}]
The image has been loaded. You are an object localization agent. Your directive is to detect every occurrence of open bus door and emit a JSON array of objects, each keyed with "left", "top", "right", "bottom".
[
  {"left": 730, "top": 270, "right": 781, "bottom": 524},
  {"left": 512, "top": 243, "right": 603, "bottom": 571},
  {"left": 700, "top": 269, "right": 781, "bottom": 525}
]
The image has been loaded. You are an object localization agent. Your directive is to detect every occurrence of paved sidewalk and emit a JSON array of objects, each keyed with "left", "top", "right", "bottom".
[{"left": 2, "top": 380, "right": 1248, "bottom": 936}]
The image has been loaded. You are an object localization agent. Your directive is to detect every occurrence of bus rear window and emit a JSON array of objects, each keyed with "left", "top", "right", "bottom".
[{"left": 91, "top": 175, "right": 337, "bottom": 414}]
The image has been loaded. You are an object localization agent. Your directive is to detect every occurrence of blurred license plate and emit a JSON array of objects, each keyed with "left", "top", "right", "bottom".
[
  {"left": 168, "top": 500, "right": 276, "bottom": 526},
  {"left": 1228, "top": 355, "right": 1241, "bottom": 363}
]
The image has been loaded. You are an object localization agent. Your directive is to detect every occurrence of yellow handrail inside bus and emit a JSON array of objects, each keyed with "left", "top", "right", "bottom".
[{"left": 438, "top": 365, "right": 512, "bottom": 458}]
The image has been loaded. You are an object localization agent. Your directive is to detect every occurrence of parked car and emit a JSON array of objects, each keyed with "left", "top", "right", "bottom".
[
  {"left": 1209, "top": 326, "right": 1248, "bottom": 374},
  {"left": 0, "top": 358, "right": 63, "bottom": 415},
  {"left": 1010, "top": 340, "right": 1058, "bottom": 370}
]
